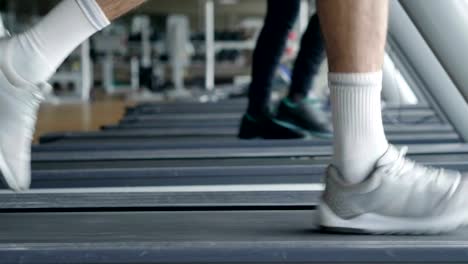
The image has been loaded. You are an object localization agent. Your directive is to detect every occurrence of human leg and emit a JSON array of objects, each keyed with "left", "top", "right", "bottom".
[
  {"left": 288, "top": 14, "right": 326, "bottom": 101},
  {"left": 246, "top": 0, "right": 301, "bottom": 116},
  {"left": 319, "top": 0, "right": 389, "bottom": 183},
  {"left": 318, "top": 0, "right": 468, "bottom": 234},
  {"left": 6, "top": 0, "right": 146, "bottom": 85},
  {"left": 275, "top": 13, "right": 331, "bottom": 137},
  {"left": 239, "top": 0, "right": 305, "bottom": 139},
  {"left": 0, "top": 0, "right": 146, "bottom": 191}
]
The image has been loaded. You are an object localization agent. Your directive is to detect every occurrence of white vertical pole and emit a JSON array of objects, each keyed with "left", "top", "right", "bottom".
[
  {"left": 205, "top": 0, "right": 215, "bottom": 91},
  {"left": 141, "top": 16, "right": 152, "bottom": 69},
  {"left": 130, "top": 57, "right": 140, "bottom": 91},
  {"left": 80, "top": 40, "right": 92, "bottom": 102}
]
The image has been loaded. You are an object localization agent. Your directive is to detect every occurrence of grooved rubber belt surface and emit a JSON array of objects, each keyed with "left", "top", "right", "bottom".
[{"left": 1, "top": 210, "right": 468, "bottom": 263}]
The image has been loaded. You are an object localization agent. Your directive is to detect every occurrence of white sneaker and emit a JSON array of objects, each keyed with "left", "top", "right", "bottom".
[
  {"left": 319, "top": 145, "right": 468, "bottom": 234},
  {"left": 0, "top": 38, "right": 44, "bottom": 191}
]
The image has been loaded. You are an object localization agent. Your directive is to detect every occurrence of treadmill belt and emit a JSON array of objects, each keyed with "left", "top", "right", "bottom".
[
  {"left": 126, "top": 100, "right": 427, "bottom": 110},
  {"left": 120, "top": 111, "right": 442, "bottom": 124},
  {"left": 30, "top": 152, "right": 468, "bottom": 170},
  {"left": 5, "top": 160, "right": 468, "bottom": 209},
  {"left": 27, "top": 165, "right": 327, "bottom": 188},
  {"left": 107, "top": 122, "right": 455, "bottom": 133},
  {"left": 124, "top": 106, "right": 435, "bottom": 116},
  {"left": 39, "top": 132, "right": 460, "bottom": 145},
  {"left": 34, "top": 133, "right": 462, "bottom": 151},
  {"left": 119, "top": 116, "right": 443, "bottom": 128},
  {"left": 99, "top": 126, "right": 458, "bottom": 137},
  {"left": 31, "top": 157, "right": 329, "bottom": 170},
  {"left": 30, "top": 144, "right": 468, "bottom": 162},
  {"left": 127, "top": 101, "right": 431, "bottom": 114},
  {"left": 130, "top": 99, "right": 428, "bottom": 110},
  {"left": 23, "top": 162, "right": 468, "bottom": 189},
  {"left": 0, "top": 187, "right": 321, "bottom": 209},
  {"left": 1, "top": 210, "right": 468, "bottom": 263}
]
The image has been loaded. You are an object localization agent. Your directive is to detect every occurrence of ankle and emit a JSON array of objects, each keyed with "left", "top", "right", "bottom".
[
  {"left": 333, "top": 160, "right": 374, "bottom": 184},
  {"left": 333, "top": 141, "right": 388, "bottom": 184},
  {"left": 6, "top": 34, "right": 55, "bottom": 85}
]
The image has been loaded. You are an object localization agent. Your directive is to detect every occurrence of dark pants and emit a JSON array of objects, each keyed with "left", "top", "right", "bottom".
[{"left": 247, "top": 0, "right": 326, "bottom": 116}]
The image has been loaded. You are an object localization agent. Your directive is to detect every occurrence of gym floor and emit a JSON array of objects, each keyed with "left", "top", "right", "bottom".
[{"left": 33, "top": 99, "right": 130, "bottom": 143}]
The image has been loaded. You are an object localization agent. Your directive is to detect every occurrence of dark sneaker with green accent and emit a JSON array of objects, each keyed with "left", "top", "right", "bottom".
[
  {"left": 277, "top": 98, "right": 332, "bottom": 138},
  {"left": 238, "top": 112, "right": 306, "bottom": 139}
]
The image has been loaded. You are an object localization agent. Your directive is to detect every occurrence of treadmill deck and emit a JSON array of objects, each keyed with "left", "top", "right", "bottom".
[{"left": 1, "top": 210, "right": 468, "bottom": 263}]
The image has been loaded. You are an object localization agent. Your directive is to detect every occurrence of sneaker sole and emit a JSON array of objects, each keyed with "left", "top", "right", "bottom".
[
  {"left": 0, "top": 65, "right": 19, "bottom": 191},
  {"left": 0, "top": 144, "right": 20, "bottom": 191},
  {"left": 319, "top": 202, "right": 468, "bottom": 235},
  {"left": 0, "top": 69, "right": 35, "bottom": 192}
]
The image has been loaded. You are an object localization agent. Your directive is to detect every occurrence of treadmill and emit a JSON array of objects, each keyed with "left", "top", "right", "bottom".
[{"left": 3, "top": 197, "right": 468, "bottom": 264}]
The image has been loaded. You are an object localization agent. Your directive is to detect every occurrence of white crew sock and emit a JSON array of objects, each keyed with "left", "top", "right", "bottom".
[
  {"left": 6, "top": 0, "right": 109, "bottom": 84},
  {"left": 330, "top": 71, "right": 389, "bottom": 184}
]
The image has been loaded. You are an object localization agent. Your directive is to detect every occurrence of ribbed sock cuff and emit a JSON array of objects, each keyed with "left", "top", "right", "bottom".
[
  {"left": 75, "top": 0, "right": 110, "bottom": 30},
  {"left": 329, "top": 71, "right": 383, "bottom": 87}
]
